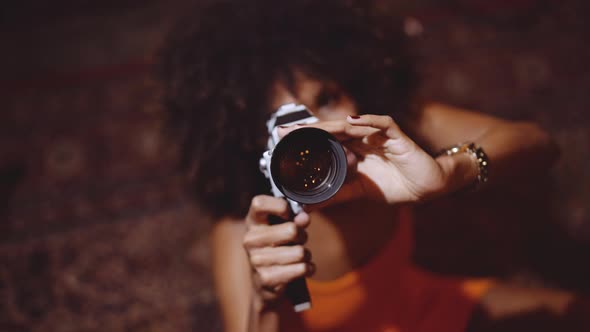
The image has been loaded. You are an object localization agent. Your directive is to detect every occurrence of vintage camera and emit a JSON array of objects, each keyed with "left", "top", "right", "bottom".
[
  {"left": 259, "top": 103, "right": 348, "bottom": 214},
  {"left": 259, "top": 103, "right": 348, "bottom": 312}
]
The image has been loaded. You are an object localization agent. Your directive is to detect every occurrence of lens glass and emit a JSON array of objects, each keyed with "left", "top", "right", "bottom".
[
  {"left": 271, "top": 127, "right": 347, "bottom": 204},
  {"left": 277, "top": 141, "right": 332, "bottom": 192}
]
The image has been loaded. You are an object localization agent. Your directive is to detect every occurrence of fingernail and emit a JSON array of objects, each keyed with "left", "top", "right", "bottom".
[{"left": 349, "top": 115, "right": 361, "bottom": 119}]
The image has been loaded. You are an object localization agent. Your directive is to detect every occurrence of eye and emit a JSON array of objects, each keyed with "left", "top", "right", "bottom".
[{"left": 315, "top": 88, "right": 341, "bottom": 109}]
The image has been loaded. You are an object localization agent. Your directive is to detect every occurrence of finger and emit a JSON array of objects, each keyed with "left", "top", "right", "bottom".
[
  {"left": 277, "top": 121, "right": 359, "bottom": 142},
  {"left": 252, "top": 272, "right": 286, "bottom": 300},
  {"left": 347, "top": 114, "right": 403, "bottom": 139},
  {"left": 246, "top": 195, "right": 290, "bottom": 226},
  {"left": 243, "top": 222, "right": 307, "bottom": 249},
  {"left": 249, "top": 245, "right": 311, "bottom": 267},
  {"left": 342, "top": 124, "right": 381, "bottom": 139},
  {"left": 293, "top": 211, "right": 311, "bottom": 228},
  {"left": 256, "top": 263, "right": 315, "bottom": 288}
]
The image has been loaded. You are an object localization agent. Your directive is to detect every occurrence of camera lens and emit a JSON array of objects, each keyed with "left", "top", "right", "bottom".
[
  {"left": 270, "top": 128, "right": 347, "bottom": 205},
  {"left": 276, "top": 140, "right": 331, "bottom": 192}
]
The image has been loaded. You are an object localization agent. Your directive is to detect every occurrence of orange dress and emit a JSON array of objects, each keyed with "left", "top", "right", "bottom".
[{"left": 278, "top": 208, "right": 494, "bottom": 332}]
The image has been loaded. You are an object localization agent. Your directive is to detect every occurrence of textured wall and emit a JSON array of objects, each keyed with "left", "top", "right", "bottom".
[{"left": 1, "top": 1, "right": 589, "bottom": 331}]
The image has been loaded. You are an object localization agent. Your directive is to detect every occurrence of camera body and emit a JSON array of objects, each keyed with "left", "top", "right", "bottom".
[
  {"left": 259, "top": 103, "right": 319, "bottom": 214},
  {"left": 259, "top": 103, "right": 347, "bottom": 214},
  {"left": 259, "top": 103, "right": 347, "bottom": 312}
]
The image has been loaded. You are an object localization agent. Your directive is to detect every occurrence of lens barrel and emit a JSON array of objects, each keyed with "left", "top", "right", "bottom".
[{"left": 270, "top": 128, "right": 347, "bottom": 205}]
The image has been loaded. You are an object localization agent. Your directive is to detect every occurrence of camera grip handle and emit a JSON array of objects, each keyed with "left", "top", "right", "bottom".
[
  {"left": 268, "top": 214, "right": 312, "bottom": 312},
  {"left": 285, "top": 276, "right": 312, "bottom": 312}
]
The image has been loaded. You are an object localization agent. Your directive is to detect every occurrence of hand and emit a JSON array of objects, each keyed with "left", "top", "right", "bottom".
[
  {"left": 243, "top": 195, "right": 315, "bottom": 305},
  {"left": 278, "top": 114, "right": 449, "bottom": 206}
]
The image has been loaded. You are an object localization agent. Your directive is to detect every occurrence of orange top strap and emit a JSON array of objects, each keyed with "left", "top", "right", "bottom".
[{"left": 279, "top": 207, "right": 494, "bottom": 332}]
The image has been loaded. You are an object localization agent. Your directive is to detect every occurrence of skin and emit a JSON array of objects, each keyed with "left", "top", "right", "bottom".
[{"left": 210, "top": 71, "right": 573, "bottom": 332}]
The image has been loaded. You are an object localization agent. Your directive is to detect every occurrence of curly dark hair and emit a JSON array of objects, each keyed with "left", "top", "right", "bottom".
[{"left": 157, "top": 0, "right": 417, "bottom": 219}]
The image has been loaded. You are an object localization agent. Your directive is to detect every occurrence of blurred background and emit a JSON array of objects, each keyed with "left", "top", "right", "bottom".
[{"left": 0, "top": 0, "right": 589, "bottom": 331}]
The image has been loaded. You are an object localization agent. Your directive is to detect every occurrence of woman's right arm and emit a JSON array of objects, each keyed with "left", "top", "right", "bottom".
[
  {"left": 210, "top": 216, "right": 253, "bottom": 331},
  {"left": 210, "top": 195, "right": 313, "bottom": 332}
]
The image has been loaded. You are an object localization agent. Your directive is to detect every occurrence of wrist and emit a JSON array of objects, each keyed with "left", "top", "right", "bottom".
[
  {"left": 436, "top": 154, "right": 477, "bottom": 195},
  {"left": 249, "top": 291, "right": 281, "bottom": 332},
  {"left": 252, "top": 286, "right": 282, "bottom": 314},
  {"left": 436, "top": 143, "right": 489, "bottom": 193}
]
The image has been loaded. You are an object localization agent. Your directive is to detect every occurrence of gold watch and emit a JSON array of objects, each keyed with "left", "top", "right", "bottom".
[{"left": 442, "top": 142, "right": 489, "bottom": 190}]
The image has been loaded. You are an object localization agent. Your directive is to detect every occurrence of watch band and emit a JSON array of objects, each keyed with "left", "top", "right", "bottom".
[{"left": 442, "top": 142, "right": 489, "bottom": 190}]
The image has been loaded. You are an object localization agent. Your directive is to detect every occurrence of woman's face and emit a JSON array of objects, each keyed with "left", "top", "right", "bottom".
[{"left": 269, "top": 71, "right": 357, "bottom": 121}]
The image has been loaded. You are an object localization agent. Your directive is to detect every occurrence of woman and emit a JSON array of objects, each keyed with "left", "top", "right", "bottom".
[{"left": 158, "top": 1, "right": 584, "bottom": 331}]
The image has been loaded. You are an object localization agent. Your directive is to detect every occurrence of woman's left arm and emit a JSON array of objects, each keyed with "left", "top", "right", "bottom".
[
  {"left": 278, "top": 104, "right": 559, "bottom": 206},
  {"left": 406, "top": 103, "right": 560, "bottom": 193}
]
